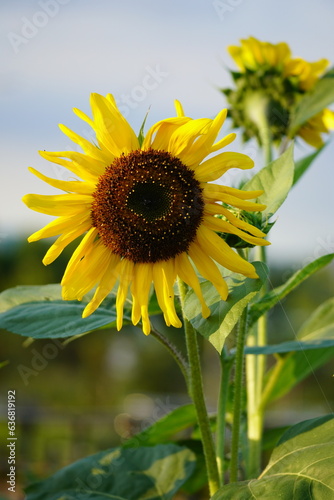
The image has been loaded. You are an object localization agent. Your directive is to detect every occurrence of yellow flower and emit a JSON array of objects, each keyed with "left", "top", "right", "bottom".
[
  {"left": 23, "top": 94, "right": 269, "bottom": 335},
  {"left": 228, "top": 37, "right": 291, "bottom": 72},
  {"left": 225, "top": 36, "right": 334, "bottom": 147}
]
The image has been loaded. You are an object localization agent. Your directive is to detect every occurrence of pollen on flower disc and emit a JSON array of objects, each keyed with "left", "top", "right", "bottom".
[{"left": 91, "top": 149, "right": 204, "bottom": 263}]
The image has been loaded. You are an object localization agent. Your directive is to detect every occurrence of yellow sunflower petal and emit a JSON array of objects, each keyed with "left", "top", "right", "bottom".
[
  {"left": 22, "top": 193, "right": 92, "bottom": 216},
  {"left": 322, "top": 108, "right": 334, "bottom": 130},
  {"left": 204, "top": 203, "right": 266, "bottom": 237},
  {"left": 210, "top": 132, "right": 236, "bottom": 153},
  {"left": 202, "top": 184, "right": 266, "bottom": 211},
  {"left": 195, "top": 152, "right": 254, "bottom": 182},
  {"left": 61, "top": 227, "right": 98, "bottom": 285},
  {"left": 203, "top": 184, "right": 264, "bottom": 200},
  {"left": 59, "top": 124, "right": 111, "bottom": 163},
  {"left": 203, "top": 216, "right": 270, "bottom": 247},
  {"left": 142, "top": 117, "right": 190, "bottom": 151},
  {"left": 181, "top": 109, "right": 228, "bottom": 166},
  {"left": 298, "top": 126, "right": 324, "bottom": 148},
  {"left": 131, "top": 263, "right": 153, "bottom": 335},
  {"left": 116, "top": 259, "right": 134, "bottom": 331},
  {"left": 90, "top": 93, "right": 139, "bottom": 156},
  {"left": 175, "top": 253, "right": 210, "bottom": 318},
  {"left": 72, "top": 107, "right": 94, "bottom": 129},
  {"left": 239, "top": 39, "right": 257, "bottom": 70},
  {"left": 153, "top": 260, "right": 182, "bottom": 328},
  {"left": 168, "top": 118, "right": 212, "bottom": 159},
  {"left": 39, "top": 150, "right": 106, "bottom": 181},
  {"left": 28, "top": 167, "right": 95, "bottom": 195},
  {"left": 197, "top": 225, "right": 258, "bottom": 278},
  {"left": 62, "top": 241, "right": 111, "bottom": 301},
  {"left": 228, "top": 45, "right": 246, "bottom": 71},
  {"left": 174, "top": 100, "right": 185, "bottom": 117},
  {"left": 276, "top": 42, "right": 291, "bottom": 65},
  {"left": 247, "top": 37, "right": 265, "bottom": 66},
  {"left": 42, "top": 220, "right": 92, "bottom": 265},
  {"left": 28, "top": 211, "right": 90, "bottom": 242},
  {"left": 188, "top": 242, "right": 228, "bottom": 300},
  {"left": 82, "top": 253, "right": 121, "bottom": 318}
]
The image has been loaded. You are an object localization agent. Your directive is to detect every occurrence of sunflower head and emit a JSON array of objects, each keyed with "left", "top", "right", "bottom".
[
  {"left": 223, "top": 36, "right": 334, "bottom": 147},
  {"left": 23, "top": 93, "right": 269, "bottom": 335}
]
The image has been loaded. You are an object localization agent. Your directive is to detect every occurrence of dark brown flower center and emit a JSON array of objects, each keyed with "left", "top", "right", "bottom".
[{"left": 91, "top": 149, "right": 204, "bottom": 263}]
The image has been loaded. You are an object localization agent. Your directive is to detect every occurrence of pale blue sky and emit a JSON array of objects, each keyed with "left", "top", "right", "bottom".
[{"left": 1, "top": 0, "right": 334, "bottom": 263}]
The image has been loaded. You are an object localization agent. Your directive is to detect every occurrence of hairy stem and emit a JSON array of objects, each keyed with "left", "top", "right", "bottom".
[
  {"left": 230, "top": 307, "right": 248, "bottom": 483},
  {"left": 216, "top": 350, "right": 234, "bottom": 485},
  {"left": 178, "top": 278, "right": 220, "bottom": 496}
]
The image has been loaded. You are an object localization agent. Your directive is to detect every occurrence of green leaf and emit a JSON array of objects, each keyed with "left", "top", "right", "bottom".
[
  {"left": 137, "top": 108, "right": 150, "bottom": 147},
  {"left": 262, "top": 426, "right": 290, "bottom": 452},
  {"left": 243, "top": 143, "right": 294, "bottom": 217},
  {"left": 264, "top": 347, "right": 334, "bottom": 406},
  {"left": 289, "top": 68, "right": 334, "bottom": 136},
  {"left": 184, "top": 262, "right": 268, "bottom": 353},
  {"left": 298, "top": 297, "right": 334, "bottom": 339},
  {"left": 248, "top": 253, "right": 334, "bottom": 329},
  {"left": 0, "top": 284, "right": 164, "bottom": 339},
  {"left": 261, "top": 297, "right": 334, "bottom": 405},
  {"left": 247, "top": 294, "right": 334, "bottom": 354},
  {"left": 293, "top": 145, "right": 326, "bottom": 185},
  {"left": 123, "top": 404, "right": 198, "bottom": 448},
  {"left": 212, "top": 415, "right": 334, "bottom": 499},
  {"left": 0, "top": 285, "right": 129, "bottom": 339},
  {"left": 0, "top": 284, "right": 62, "bottom": 313},
  {"left": 26, "top": 443, "right": 196, "bottom": 500}
]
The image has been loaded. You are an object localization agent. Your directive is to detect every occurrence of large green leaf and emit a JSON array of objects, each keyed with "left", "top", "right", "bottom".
[
  {"left": 248, "top": 253, "right": 334, "bottom": 329},
  {"left": 243, "top": 143, "right": 294, "bottom": 217},
  {"left": 289, "top": 68, "right": 334, "bottom": 135},
  {"left": 25, "top": 443, "right": 196, "bottom": 500},
  {"left": 184, "top": 262, "right": 268, "bottom": 353},
  {"left": 0, "top": 285, "right": 123, "bottom": 338},
  {"left": 212, "top": 415, "right": 334, "bottom": 499},
  {"left": 293, "top": 145, "right": 326, "bottom": 185},
  {"left": 123, "top": 404, "right": 198, "bottom": 448},
  {"left": 0, "top": 284, "right": 162, "bottom": 339},
  {"left": 260, "top": 297, "right": 334, "bottom": 405}
]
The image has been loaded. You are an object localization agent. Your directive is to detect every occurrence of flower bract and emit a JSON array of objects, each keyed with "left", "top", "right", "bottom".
[{"left": 23, "top": 94, "right": 269, "bottom": 335}]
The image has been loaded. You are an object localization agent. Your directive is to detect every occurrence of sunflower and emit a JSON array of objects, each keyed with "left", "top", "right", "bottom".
[
  {"left": 23, "top": 94, "right": 269, "bottom": 335},
  {"left": 223, "top": 36, "right": 334, "bottom": 147}
]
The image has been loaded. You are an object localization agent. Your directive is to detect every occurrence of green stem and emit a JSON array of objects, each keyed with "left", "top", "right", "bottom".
[
  {"left": 244, "top": 93, "right": 273, "bottom": 165},
  {"left": 260, "top": 126, "right": 273, "bottom": 165},
  {"left": 216, "top": 350, "right": 234, "bottom": 485},
  {"left": 246, "top": 245, "right": 267, "bottom": 478},
  {"left": 150, "top": 326, "right": 189, "bottom": 384},
  {"left": 230, "top": 306, "right": 248, "bottom": 483},
  {"left": 178, "top": 278, "right": 220, "bottom": 496},
  {"left": 259, "top": 356, "right": 286, "bottom": 412}
]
